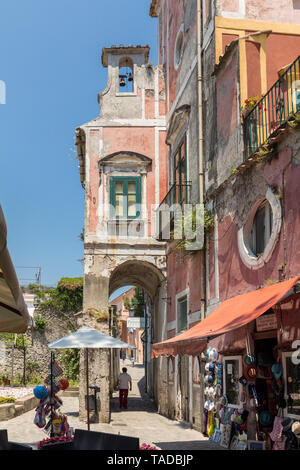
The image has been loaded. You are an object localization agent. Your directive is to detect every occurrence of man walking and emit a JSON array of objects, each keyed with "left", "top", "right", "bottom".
[{"left": 118, "top": 367, "right": 132, "bottom": 409}]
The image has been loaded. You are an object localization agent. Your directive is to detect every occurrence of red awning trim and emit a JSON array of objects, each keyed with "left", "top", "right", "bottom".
[{"left": 152, "top": 276, "right": 300, "bottom": 357}]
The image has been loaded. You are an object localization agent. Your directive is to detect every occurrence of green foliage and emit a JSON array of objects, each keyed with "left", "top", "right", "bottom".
[
  {"left": 123, "top": 288, "right": 145, "bottom": 317},
  {"left": 57, "top": 349, "right": 80, "bottom": 381},
  {"left": 34, "top": 315, "right": 47, "bottom": 331},
  {"left": 0, "top": 397, "right": 15, "bottom": 404},
  {"left": 39, "top": 277, "right": 83, "bottom": 313},
  {"left": 24, "top": 361, "right": 42, "bottom": 385},
  {"left": 173, "top": 207, "right": 215, "bottom": 252},
  {"left": 123, "top": 296, "right": 132, "bottom": 311},
  {"left": 0, "top": 333, "right": 28, "bottom": 350}
]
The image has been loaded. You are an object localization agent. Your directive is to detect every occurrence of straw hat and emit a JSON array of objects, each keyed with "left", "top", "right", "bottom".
[{"left": 292, "top": 421, "right": 300, "bottom": 436}]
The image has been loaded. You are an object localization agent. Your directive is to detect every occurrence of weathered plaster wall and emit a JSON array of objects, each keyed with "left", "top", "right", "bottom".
[
  {"left": 216, "top": 46, "right": 242, "bottom": 186},
  {"left": 209, "top": 130, "right": 300, "bottom": 302},
  {"left": 166, "top": 250, "right": 203, "bottom": 327},
  {"left": 218, "top": 0, "right": 300, "bottom": 23}
]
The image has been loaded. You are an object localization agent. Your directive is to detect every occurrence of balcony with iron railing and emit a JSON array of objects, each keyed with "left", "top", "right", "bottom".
[
  {"left": 244, "top": 55, "right": 300, "bottom": 159},
  {"left": 156, "top": 182, "right": 191, "bottom": 241}
]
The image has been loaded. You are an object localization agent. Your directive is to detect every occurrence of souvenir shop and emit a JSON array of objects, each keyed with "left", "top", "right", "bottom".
[
  {"left": 203, "top": 295, "right": 300, "bottom": 450},
  {"left": 152, "top": 277, "right": 300, "bottom": 450}
]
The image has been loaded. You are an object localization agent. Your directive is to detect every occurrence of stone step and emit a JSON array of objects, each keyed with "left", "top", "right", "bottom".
[
  {"left": 14, "top": 404, "right": 25, "bottom": 417},
  {"left": 58, "top": 390, "right": 79, "bottom": 397}
]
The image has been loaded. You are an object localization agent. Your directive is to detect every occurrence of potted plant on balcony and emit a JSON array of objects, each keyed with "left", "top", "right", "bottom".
[{"left": 241, "top": 95, "right": 264, "bottom": 119}]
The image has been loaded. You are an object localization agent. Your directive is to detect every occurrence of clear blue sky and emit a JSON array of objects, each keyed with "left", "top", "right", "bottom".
[{"left": 0, "top": 0, "right": 157, "bottom": 288}]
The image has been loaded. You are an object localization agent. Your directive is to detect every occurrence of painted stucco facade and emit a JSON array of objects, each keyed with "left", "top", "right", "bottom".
[
  {"left": 150, "top": 0, "right": 300, "bottom": 433},
  {"left": 75, "top": 0, "right": 300, "bottom": 430}
]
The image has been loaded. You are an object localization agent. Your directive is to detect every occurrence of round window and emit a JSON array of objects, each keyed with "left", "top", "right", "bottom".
[
  {"left": 238, "top": 188, "right": 282, "bottom": 270},
  {"left": 248, "top": 200, "right": 273, "bottom": 257},
  {"left": 174, "top": 25, "right": 184, "bottom": 69}
]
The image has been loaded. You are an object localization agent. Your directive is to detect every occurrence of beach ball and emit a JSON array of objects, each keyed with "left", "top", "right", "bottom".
[{"left": 33, "top": 385, "right": 48, "bottom": 400}]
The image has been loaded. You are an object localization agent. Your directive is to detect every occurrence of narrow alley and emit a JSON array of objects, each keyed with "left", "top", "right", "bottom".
[{"left": 1, "top": 360, "right": 220, "bottom": 450}]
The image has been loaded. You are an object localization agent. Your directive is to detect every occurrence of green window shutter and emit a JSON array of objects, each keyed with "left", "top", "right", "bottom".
[{"left": 110, "top": 176, "right": 141, "bottom": 220}]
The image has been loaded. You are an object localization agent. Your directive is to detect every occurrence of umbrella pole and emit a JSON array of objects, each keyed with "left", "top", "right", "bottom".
[{"left": 86, "top": 348, "right": 90, "bottom": 431}]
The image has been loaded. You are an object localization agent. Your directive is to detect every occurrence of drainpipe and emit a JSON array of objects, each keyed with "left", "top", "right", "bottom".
[
  {"left": 197, "top": 0, "right": 206, "bottom": 434},
  {"left": 197, "top": 0, "right": 206, "bottom": 322}
]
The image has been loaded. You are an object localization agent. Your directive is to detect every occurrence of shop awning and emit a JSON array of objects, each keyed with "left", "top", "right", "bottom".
[
  {"left": 0, "top": 205, "right": 30, "bottom": 333},
  {"left": 152, "top": 276, "right": 300, "bottom": 357}
]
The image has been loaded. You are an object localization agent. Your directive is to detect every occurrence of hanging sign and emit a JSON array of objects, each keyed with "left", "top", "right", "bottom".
[
  {"left": 127, "top": 317, "right": 145, "bottom": 328},
  {"left": 256, "top": 313, "right": 277, "bottom": 332}
]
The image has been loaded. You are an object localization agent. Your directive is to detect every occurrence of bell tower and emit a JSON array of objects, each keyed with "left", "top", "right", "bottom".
[{"left": 98, "top": 45, "right": 151, "bottom": 120}]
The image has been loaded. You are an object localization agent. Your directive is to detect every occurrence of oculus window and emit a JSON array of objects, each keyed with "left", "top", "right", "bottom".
[{"left": 249, "top": 200, "right": 273, "bottom": 257}]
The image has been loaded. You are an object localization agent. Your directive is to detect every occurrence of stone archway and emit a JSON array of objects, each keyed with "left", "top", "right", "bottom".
[{"left": 79, "top": 253, "right": 167, "bottom": 424}]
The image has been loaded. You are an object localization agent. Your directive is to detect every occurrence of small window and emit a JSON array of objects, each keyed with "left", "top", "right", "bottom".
[
  {"left": 174, "top": 25, "right": 184, "bottom": 69},
  {"left": 173, "top": 136, "right": 188, "bottom": 204},
  {"left": 177, "top": 296, "right": 188, "bottom": 332},
  {"left": 250, "top": 200, "right": 273, "bottom": 256},
  {"left": 223, "top": 356, "right": 243, "bottom": 408},
  {"left": 283, "top": 352, "right": 300, "bottom": 419},
  {"left": 110, "top": 176, "right": 141, "bottom": 220}
]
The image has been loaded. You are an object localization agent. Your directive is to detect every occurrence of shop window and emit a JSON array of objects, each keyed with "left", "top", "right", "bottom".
[
  {"left": 250, "top": 200, "right": 273, "bottom": 257},
  {"left": 177, "top": 296, "right": 188, "bottom": 332},
  {"left": 282, "top": 352, "right": 300, "bottom": 419},
  {"left": 110, "top": 176, "right": 141, "bottom": 220},
  {"left": 174, "top": 24, "right": 184, "bottom": 70},
  {"left": 223, "top": 356, "right": 243, "bottom": 408}
]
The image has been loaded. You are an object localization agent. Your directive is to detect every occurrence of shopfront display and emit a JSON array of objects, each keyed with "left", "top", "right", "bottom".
[{"left": 204, "top": 298, "right": 300, "bottom": 451}]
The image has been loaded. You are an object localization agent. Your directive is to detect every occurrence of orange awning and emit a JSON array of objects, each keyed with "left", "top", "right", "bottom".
[{"left": 152, "top": 276, "right": 300, "bottom": 357}]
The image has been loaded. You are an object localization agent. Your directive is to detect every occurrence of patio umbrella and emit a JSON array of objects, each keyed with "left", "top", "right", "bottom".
[
  {"left": 48, "top": 326, "right": 136, "bottom": 430},
  {"left": 0, "top": 205, "right": 30, "bottom": 333}
]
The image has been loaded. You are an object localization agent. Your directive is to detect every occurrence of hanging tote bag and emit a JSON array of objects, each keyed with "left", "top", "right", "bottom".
[
  {"left": 207, "top": 411, "right": 215, "bottom": 437},
  {"left": 272, "top": 436, "right": 286, "bottom": 450},
  {"left": 220, "top": 408, "right": 232, "bottom": 448},
  {"left": 270, "top": 408, "right": 283, "bottom": 442}
]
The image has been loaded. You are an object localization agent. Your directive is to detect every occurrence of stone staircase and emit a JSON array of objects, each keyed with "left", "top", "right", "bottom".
[{"left": 0, "top": 394, "right": 38, "bottom": 421}]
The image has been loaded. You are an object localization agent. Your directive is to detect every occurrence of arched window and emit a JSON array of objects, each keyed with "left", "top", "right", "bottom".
[{"left": 118, "top": 57, "right": 134, "bottom": 93}]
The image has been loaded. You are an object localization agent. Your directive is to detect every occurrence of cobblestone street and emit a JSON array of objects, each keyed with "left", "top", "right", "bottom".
[{"left": 0, "top": 361, "right": 221, "bottom": 450}]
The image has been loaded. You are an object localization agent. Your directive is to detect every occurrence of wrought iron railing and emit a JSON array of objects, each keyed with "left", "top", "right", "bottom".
[
  {"left": 156, "top": 182, "right": 191, "bottom": 241},
  {"left": 244, "top": 55, "right": 300, "bottom": 158}
]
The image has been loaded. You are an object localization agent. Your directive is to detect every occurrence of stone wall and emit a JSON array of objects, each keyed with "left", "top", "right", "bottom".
[{"left": 0, "top": 308, "right": 78, "bottom": 382}]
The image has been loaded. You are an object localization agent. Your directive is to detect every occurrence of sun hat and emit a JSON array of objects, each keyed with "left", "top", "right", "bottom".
[
  {"left": 209, "top": 348, "right": 219, "bottom": 362},
  {"left": 205, "top": 374, "right": 214, "bottom": 385},
  {"left": 209, "top": 401, "right": 216, "bottom": 412},
  {"left": 243, "top": 354, "right": 256, "bottom": 366},
  {"left": 259, "top": 410, "right": 273, "bottom": 427},
  {"left": 204, "top": 400, "right": 211, "bottom": 410},
  {"left": 282, "top": 417, "right": 293, "bottom": 432},
  {"left": 292, "top": 421, "right": 300, "bottom": 436},
  {"left": 220, "top": 395, "right": 228, "bottom": 407},
  {"left": 206, "top": 348, "right": 212, "bottom": 360},
  {"left": 244, "top": 365, "right": 257, "bottom": 381},
  {"left": 271, "top": 363, "right": 283, "bottom": 380}
]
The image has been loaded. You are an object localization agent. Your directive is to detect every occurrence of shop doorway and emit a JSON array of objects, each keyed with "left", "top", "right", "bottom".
[
  {"left": 254, "top": 334, "right": 278, "bottom": 417},
  {"left": 178, "top": 355, "right": 189, "bottom": 422}
]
